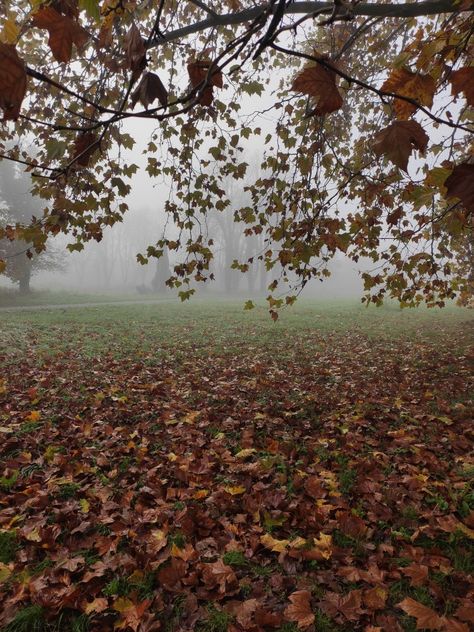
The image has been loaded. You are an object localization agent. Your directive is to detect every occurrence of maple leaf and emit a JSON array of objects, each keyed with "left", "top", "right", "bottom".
[
  {"left": 381, "top": 67, "right": 436, "bottom": 119},
  {"left": 73, "top": 132, "right": 98, "bottom": 167},
  {"left": 363, "top": 587, "right": 387, "bottom": 611},
  {"left": 113, "top": 597, "right": 151, "bottom": 632},
  {"left": 397, "top": 598, "right": 444, "bottom": 630},
  {"left": 125, "top": 23, "right": 146, "bottom": 81},
  {"left": 444, "top": 163, "right": 474, "bottom": 212},
  {"left": 284, "top": 590, "right": 315, "bottom": 629},
  {"left": 260, "top": 533, "right": 290, "bottom": 552},
  {"left": 372, "top": 120, "right": 429, "bottom": 171},
  {"left": 450, "top": 67, "right": 474, "bottom": 107},
  {"left": 402, "top": 563, "right": 429, "bottom": 587},
  {"left": 291, "top": 58, "right": 343, "bottom": 115},
  {"left": 0, "top": 43, "right": 27, "bottom": 120},
  {"left": 131, "top": 72, "right": 168, "bottom": 109},
  {"left": 187, "top": 59, "right": 223, "bottom": 106},
  {"left": 32, "top": 6, "right": 89, "bottom": 63}
]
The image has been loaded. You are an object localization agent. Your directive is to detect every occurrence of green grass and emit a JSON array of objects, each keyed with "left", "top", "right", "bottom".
[
  {"left": 0, "top": 299, "right": 472, "bottom": 362},
  {"left": 0, "top": 531, "right": 17, "bottom": 564}
]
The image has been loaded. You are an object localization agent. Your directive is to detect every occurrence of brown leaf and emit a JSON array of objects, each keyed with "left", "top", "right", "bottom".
[
  {"left": 444, "top": 163, "right": 474, "bottom": 212},
  {"left": 397, "top": 598, "right": 444, "bottom": 630},
  {"left": 291, "top": 58, "right": 343, "bottom": 115},
  {"left": 450, "top": 67, "right": 474, "bottom": 107},
  {"left": 32, "top": 6, "right": 89, "bottom": 63},
  {"left": 187, "top": 59, "right": 223, "bottom": 106},
  {"left": 131, "top": 72, "right": 168, "bottom": 109},
  {"left": 401, "top": 563, "right": 429, "bottom": 587},
  {"left": 73, "top": 132, "right": 98, "bottom": 167},
  {"left": 201, "top": 559, "right": 237, "bottom": 594},
  {"left": 113, "top": 597, "right": 151, "bottom": 632},
  {"left": 372, "top": 120, "right": 429, "bottom": 171},
  {"left": 381, "top": 67, "right": 436, "bottom": 119},
  {"left": 362, "top": 587, "right": 387, "bottom": 611},
  {"left": 455, "top": 599, "right": 474, "bottom": 624},
  {"left": 0, "top": 43, "right": 27, "bottom": 120},
  {"left": 284, "top": 590, "right": 315, "bottom": 629},
  {"left": 125, "top": 23, "right": 146, "bottom": 79}
]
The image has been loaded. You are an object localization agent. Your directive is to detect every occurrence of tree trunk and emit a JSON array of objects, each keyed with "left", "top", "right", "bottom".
[{"left": 19, "top": 271, "right": 31, "bottom": 294}]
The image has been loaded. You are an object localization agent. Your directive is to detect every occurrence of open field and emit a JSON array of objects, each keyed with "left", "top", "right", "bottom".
[{"left": 0, "top": 301, "right": 473, "bottom": 632}]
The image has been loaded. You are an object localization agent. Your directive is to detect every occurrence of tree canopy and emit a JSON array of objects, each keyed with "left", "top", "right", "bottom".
[{"left": 0, "top": 0, "right": 473, "bottom": 311}]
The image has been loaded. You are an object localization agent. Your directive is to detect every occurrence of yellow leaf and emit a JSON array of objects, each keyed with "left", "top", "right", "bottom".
[
  {"left": 182, "top": 411, "right": 199, "bottom": 424},
  {"left": 312, "top": 533, "right": 333, "bottom": 559},
  {"left": 289, "top": 536, "right": 307, "bottom": 549},
  {"left": 27, "top": 411, "right": 41, "bottom": 422},
  {"left": 79, "top": 498, "right": 90, "bottom": 513},
  {"left": 25, "top": 528, "right": 41, "bottom": 542},
  {"left": 224, "top": 485, "right": 246, "bottom": 495},
  {"left": 0, "top": 562, "right": 12, "bottom": 583},
  {"left": 167, "top": 452, "right": 178, "bottom": 462},
  {"left": 193, "top": 489, "right": 208, "bottom": 499},
  {"left": 235, "top": 448, "right": 256, "bottom": 459},
  {"left": 1, "top": 19, "right": 19, "bottom": 44},
  {"left": 113, "top": 596, "right": 134, "bottom": 613},
  {"left": 260, "top": 533, "right": 290, "bottom": 552}
]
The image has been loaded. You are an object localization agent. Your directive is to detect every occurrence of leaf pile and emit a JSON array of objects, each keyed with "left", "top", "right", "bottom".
[{"left": 0, "top": 313, "right": 473, "bottom": 631}]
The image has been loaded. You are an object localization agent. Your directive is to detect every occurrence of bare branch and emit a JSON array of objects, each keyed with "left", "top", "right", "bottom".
[{"left": 148, "top": 0, "right": 471, "bottom": 48}]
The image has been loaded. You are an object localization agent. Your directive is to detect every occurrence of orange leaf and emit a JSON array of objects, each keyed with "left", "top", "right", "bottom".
[
  {"left": 450, "top": 67, "right": 474, "bottom": 107},
  {"left": 372, "top": 120, "right": 429, "bottom": 171},
  {"left": 444, "top": 163, "right": 474, "bottom": 212},
  {"left": 32, "top": 6, "right": 89, "bottom": 63},
  {"left": 291, "top": 58, "right": 343, "bottom": 115},
  {"left": 0, "top": 43, "right": 27, "bottom": 120},
  {"left": 397, "top": 598, "right": 444, "bottom": 630},
  {"left": 381, "top": 67, "right": 436, "bottom": 119},
  {"left": 284, "top": 590, "right": 315, "bottom": 629}
]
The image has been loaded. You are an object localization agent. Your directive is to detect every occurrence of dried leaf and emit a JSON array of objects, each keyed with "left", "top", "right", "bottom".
[
  {"left": 0, "top": 43, "right": 27, "bottom": 120},
  {"left": 131, "top": 72, "right": 168, "bottom": 109},
  {"left": 372, "top": 120, "right": 429, "bottom": 171},
  {"left": 32, "top": 6, "right": 89, "bottom": 63},
  {"left": 450, "top": 67, "right": 474, "bottom": 106},
  {"left": 291, "top": 58, "right": 343, "bottom": 115},
  {"left": 284, "top": 590, "right": 315, "bottom": 629},
  {"left": 444, "top": 163, "right": 474, "bottom": 212},
  {"left": 397, "top": 598, "right": 444, "bottom": 630},
  {"left": 381, "top": 67, "right": 436, "bottom": 118},
  {"left": 125, "top": 22, "right": 146, "bottom": 79}
]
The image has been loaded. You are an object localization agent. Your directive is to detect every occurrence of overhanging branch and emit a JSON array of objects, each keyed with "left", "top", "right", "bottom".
[{"left": 148, "top": 0, "right": 471, "bottom": 48}]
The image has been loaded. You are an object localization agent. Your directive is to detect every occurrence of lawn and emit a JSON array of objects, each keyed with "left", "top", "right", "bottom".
[{"left": 0, "top": 300, "right": 473, "bottom": 632}]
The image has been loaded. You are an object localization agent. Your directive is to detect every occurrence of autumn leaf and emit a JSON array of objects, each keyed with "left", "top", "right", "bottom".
[
  {"left": 32, "top": 6, "right": 89, "bottom": 63},
  {"left": 444, "top": 163, "right": 474, "bottom": 212},
  {"left": 291, "top": 57, "right": 343, "bottom": 115},
  {"left": 372, "top": 120, "right": 429, "bottom": 171},
  {"left": 0, "top": 43, "right": 27, "bottom": 120},
  {"left": 363, "top": 586, "right": 387, "bottom": 610},
  {"left": 187, "top": 59, "right": 223, "bottom": 106},
  {"left": 125, "top": 22, "right": 146, "bottom": 81},
  {"left": 449, "top": 67, "right": 474, "bottom": 106},
  {"left": 284, "top": 590, "right": 315, "bottom": 629},
  {"left": 131, "top": 72, "right": 168, "bottom": 109},
  {"left": 73, "top": 132, "right": 98, "bottom": 167},
  {"left": 113, "top": 597, "right": 151, "bottom": 632},
  {"left": 260, "top": 533, "right": 290, "bottom": 552},
  {"left": 381, "top": 67, "right": 436, "bottom": 118},
  {"left": 397, "top": 598, "right": 444, "bottom": 630}
]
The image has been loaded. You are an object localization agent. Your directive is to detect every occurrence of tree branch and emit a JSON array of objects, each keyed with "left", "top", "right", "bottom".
[{"left": 148, "top": 0, "right": 471, "bottom": 47}]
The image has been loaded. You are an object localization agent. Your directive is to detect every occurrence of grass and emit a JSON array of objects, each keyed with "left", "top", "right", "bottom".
[
  {"left": 0, "top": 299, "right": 472, "bottom": 362},
  {"left": 0, "top": 531, "right": 17, "bottom": 564}
]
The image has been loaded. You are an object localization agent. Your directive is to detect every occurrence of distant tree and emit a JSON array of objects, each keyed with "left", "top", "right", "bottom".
[{"left": 0, "top": 161, "right": 64, "bottom": 293}]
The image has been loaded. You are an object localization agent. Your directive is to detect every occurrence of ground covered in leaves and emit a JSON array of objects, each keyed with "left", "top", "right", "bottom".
[{"left": 0, "top": 301, "right": 473, "bottom": 632}]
